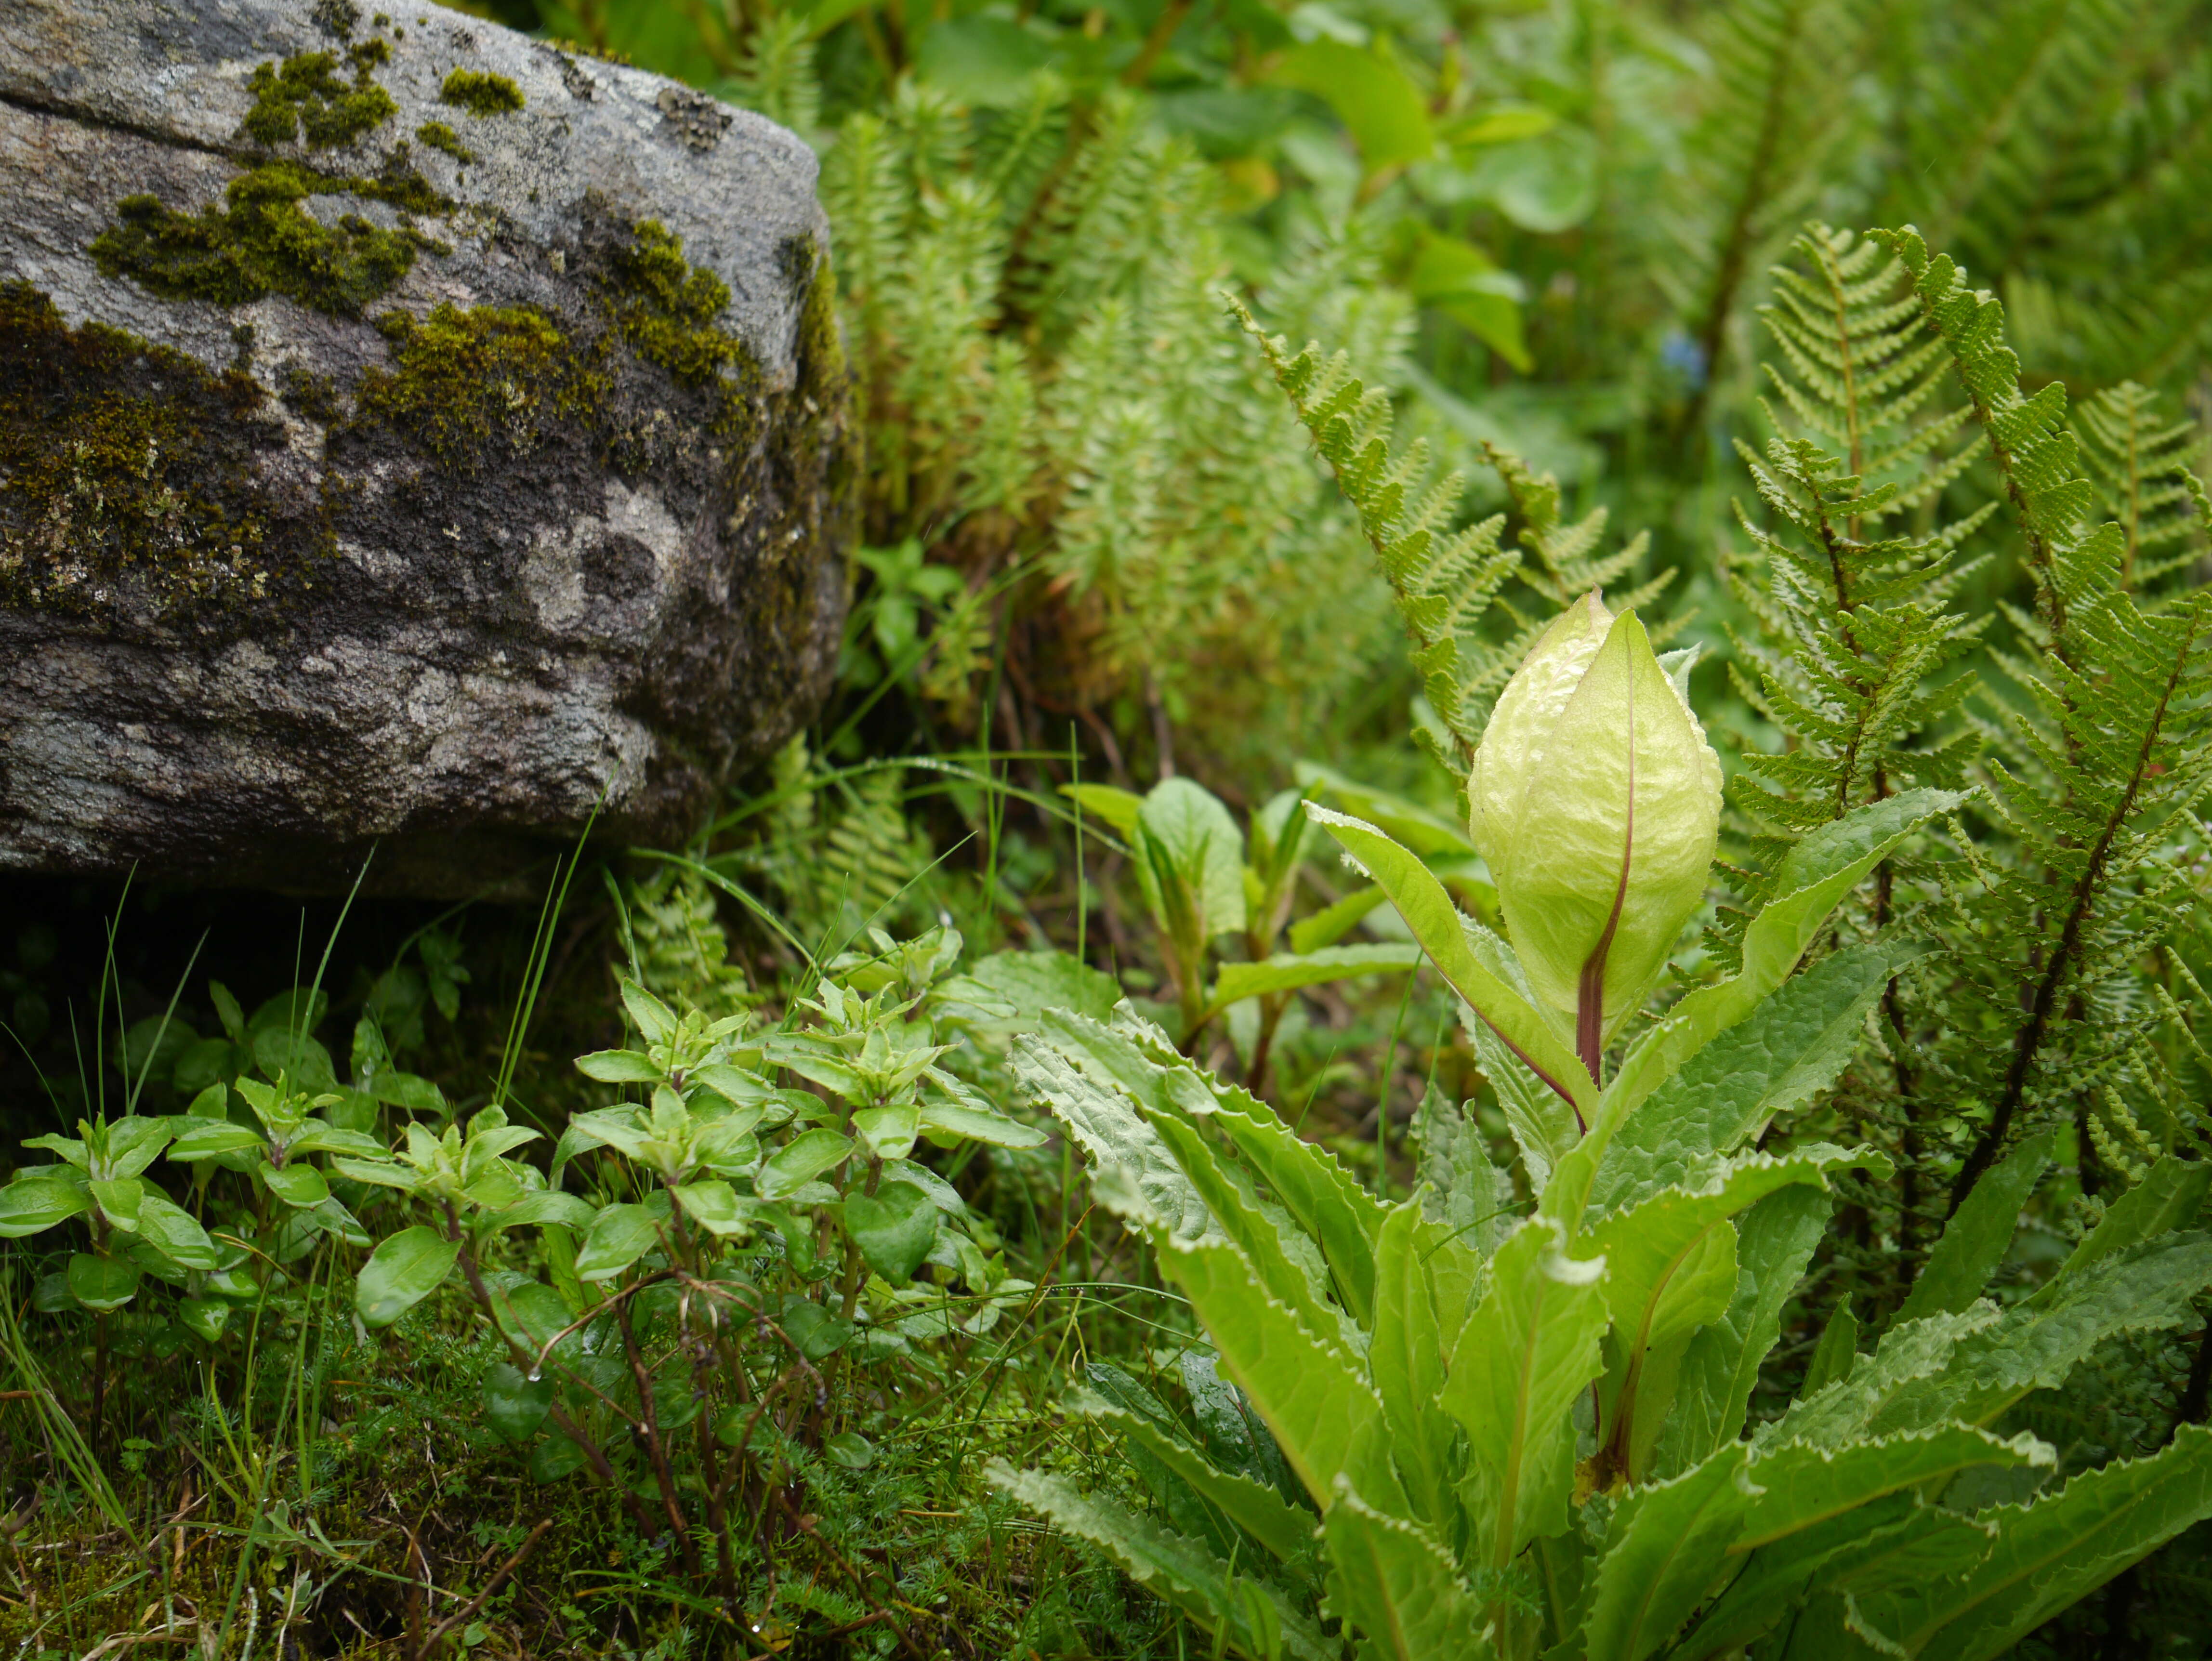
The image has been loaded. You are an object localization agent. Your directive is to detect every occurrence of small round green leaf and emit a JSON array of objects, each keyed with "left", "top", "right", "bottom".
[
  {"left": 825, "top": 1430, "right": 876, "bottom": 1470},
  {"left": 572, "top": 1203, "right": 662, "bottom": 1282},
  {"left": 843, "top": 1182, "right": 937, "bottom": 1284},
  {"left": 260, "top": 1161, "right": 331, "bottom": 1209},
  {"left": 67, "top": 1252, "right": 142, "bottom": 1313},
  {"left": 482, "top": 1361, "right": 554, "bottom": 1442},
  {"left": 356, "top": 1225, "right": 461, "bottom": 1328}
]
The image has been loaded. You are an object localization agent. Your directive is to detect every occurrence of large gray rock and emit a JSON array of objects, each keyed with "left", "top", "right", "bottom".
[{"left": 0, "top": 0, "right": 853, "bottom": 896}]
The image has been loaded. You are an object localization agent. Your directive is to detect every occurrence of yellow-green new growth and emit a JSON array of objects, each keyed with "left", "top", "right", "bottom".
[{"left": 1471, "top": 592, "right": 1721, "bottom": 1077}]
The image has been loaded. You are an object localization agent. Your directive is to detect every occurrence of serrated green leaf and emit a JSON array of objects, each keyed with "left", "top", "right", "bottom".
[
  {"left": 1070, "top": 1390, "right": 1317, "bottom": 1566},
  {"left": 1151, "top": 1225, "right": 1405, "bottom": 1517},
  {"left": 1897, "top": 1131, "right": 2054, "bottom": 1322},
  {"left": 1867, "top": 1233, "right": 2212, "bottom": 1437},
  {"left": 1440, "top": 1214, "right": 1609, "bottom": 1567},
  {"left": 986, "top": 1462, "right": 1335, "bottom": 1661},
  {"left": 1654, "top": 1186, "right": 1830, "bottom": 1479},
  {"left": 1590, "top": 942, "right": 1920, "bottom": 1216},
  {"left": 1734, "top": 1426, "right": 2052, "bottom": 1555},
  {"left": 1584, "top": 1444, "right": 1752, "bottom": 1661},
  {"left": 1015, "top": 1028, "right": 1217, "bottom": 1243},
  {"left": 1368, "top": 1197, "right": 1464, "bottom": 1529},
  {"left": 1848, "top": 1427, "right": 2212, "bottom": 1661},
  {"left": 1322, "top": 1481, "right": 1484, "bottom": 1658},
  {"left": 2050, "top": 1154, "right": 2212, "bottom": 1284}
]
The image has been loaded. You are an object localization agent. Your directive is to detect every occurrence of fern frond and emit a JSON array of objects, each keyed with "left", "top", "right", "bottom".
[
  {"left": 2076, "top": 382, "right": 2205, "bottom": 593},
  {"left": 1231, "top": 304, "right": 1520, "bottom": 769}
]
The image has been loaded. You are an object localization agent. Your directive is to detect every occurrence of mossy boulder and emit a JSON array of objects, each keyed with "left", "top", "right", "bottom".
[{"left": 0, "top": 0, "right": 853, "bottom": 896}]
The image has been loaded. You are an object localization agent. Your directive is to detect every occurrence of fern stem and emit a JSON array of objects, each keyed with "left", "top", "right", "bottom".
[{"left": 1948, "top": 604, "right": 2205, "bottom": 1213}]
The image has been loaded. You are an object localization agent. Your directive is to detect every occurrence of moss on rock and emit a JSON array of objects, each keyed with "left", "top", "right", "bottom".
[
  {"left": 415, "top": 120, "right": 475, "bottom": 164},
  {"left": 0, "top": 283, "right": 331, "bottom": 616},
  {"left": 439, "top": 68, "right": 525, "bottom": 117},
  {"left": 91, "top": 161, "right": 437, "bottom": 316},
  {"left": 355, "top": 302, "right": 593, "bottom": 471},
  {"left": 601, "top": 220, "right": 764, "bottom": 443},
  {"left": 243, "top": 43, "right": 397, "bottom": 149}
]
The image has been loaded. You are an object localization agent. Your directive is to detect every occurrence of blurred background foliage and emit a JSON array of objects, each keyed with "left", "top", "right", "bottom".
[{"left": 469, "top": 0, "right": 2212, "bottom": 800}]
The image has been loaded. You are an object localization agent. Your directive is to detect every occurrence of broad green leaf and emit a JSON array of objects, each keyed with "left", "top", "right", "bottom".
[
  {"left": 1896, "top": 1130, "right": 2054, "bottom": 1322},
  {"left": 286, "top": 1124, "right": 387, "bottom": 1158},
  {"left": 330, "top": 1155, "right": 417, "bottom": 1190},
  {"left": 987, "top": 1463, "right": 1335, "bottom": 1661},
  {"left": 1863, "top": 1234, "right": 2212, "bottom": 1438},
  {"left": 843, "top": 1181, "right": 937, "bottom": 1282},
  {"left": 1135, "top": 778, "right": 1248, "bottom": 943},
  {"left": 755, "top": 1128, "right": 854, "bottom": 1200},
  {"left": 826, "top": 1430, "right": 875, "bottom": 1470},
  {"left": 1555, "top": 791, "right": 1959, "bottom": 1232},
  {"left": 1583, "top": 1444, "right": 1752, "bottom": 1661},
  {"left": 1151, "top": 1225, "right": 1405, "bottom": 1517},
  {"left": 1014, "top": 1029, "right": 1217, "bottom": 1243},
  {"left": 1440, "top": 1215, "right": 1609, "bottom": 1566},
  {"left": 88, "top": 1176, "right": 145, "bottom": 1231},
  {"left": 489, "top": 1190, "right": 599, "bottom": 1234},
  {"left": 1466, "top": 994, "right": 1579, "bottom": 1191},
  {"left": 1204, "top": 944, "right": 1421, "bottom": 1018},
  {"left": 2050, "top": 1154, "right": 2211, "bottom": 1284},
  {"left": 1271, "top": 40, "right": 1434, "bottom": 171},
  {"left": 1407, "top": 1085, "right": 1515, "bottom": 1262},
  {"left": 1652, "top": 1186, "right": 1829, "bottom": 1479},
  {"left": 0, "top": 1178, "right": 89, "bottom": 1237},
  {"left": 356, "top": 1226, "right": 460, "bottom": 1327},
  {"left": 260, "top": 1161, "right": 330, "bottom": 1209},
  {"left": 1070, "top": 1389, "right": 1317, "bottom": 1566},
  {"left": 1847, "top": 1426, "right": 2212, "bottom": 1661},
  {"left": 1322, "top": 1482, "right": 1484, "bottom": 1658},
  {"left": 573, "top": 1203, "right": 664, "bottom": 1282},
  {"left": 135, "top": 1190, "right": 217, "bottom": 1270},
  {"left": 165, "top": 1118, "right": 266, "bottom": 1161},
  {"left": 482, "top": 1360, "right": 553, "bottom": 1442},
  {"left": 671, "top": 1180, "right": 760, "bottom": 1237},
  {"left": 68, "top": 1252, "right": 141, "bottom": 1312},
  {"left": 917, "top": 1096, "right": 1047, "bottom": 1148},
  {"left": 1589, "top": 942, "right": 1921, "bottom": 1216},
  {"left": 1368, "top": 1198, "right": 1458, "bottom": 1527},
  {"left": 574, "top": 1048, "right": 664, "bottom": 1084},
  {"left": 1410, "top": 231, "right": 1531, "bottom": 371},
  {"left": 1308, "top": 804, "right": 1595, "bottom": 1120},
  {"left": 1734, "top": 1426, "right": 2052, "bottom": 1555},
  {"left": 852, "top": 1103, "right": 920, "bottom": 1161},
  {"left": 1292, "top": 763, "right": 1475, "bottom": 857},
  {"left": 1059, "top": 782, "right": 1143, "bottom": 838}
]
